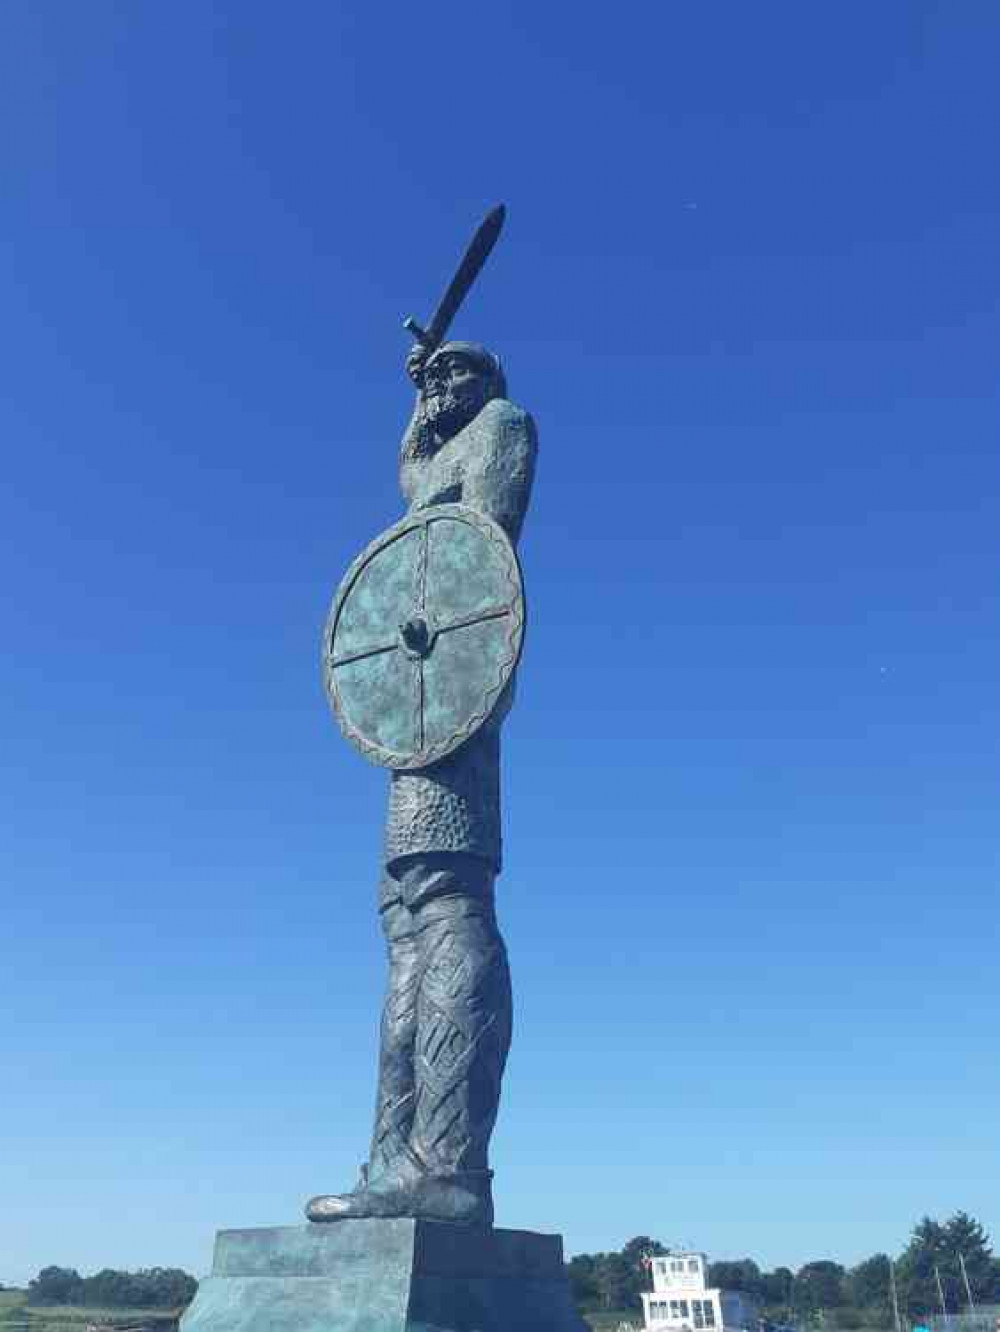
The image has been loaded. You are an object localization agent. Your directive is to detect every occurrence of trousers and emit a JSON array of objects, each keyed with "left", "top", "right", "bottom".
[{"left": 369, "top": 854, "right": 512, "bottom": 1181}]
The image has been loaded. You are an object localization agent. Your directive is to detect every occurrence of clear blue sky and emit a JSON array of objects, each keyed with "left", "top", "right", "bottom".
[{"left": 2, "top": 0, "right": 998, "bottom": 1289}]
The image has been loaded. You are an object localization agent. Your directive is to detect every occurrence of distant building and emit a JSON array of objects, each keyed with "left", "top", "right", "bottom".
[{"left": 642, "top": 1252, "right": 760, "bottom": 1332}]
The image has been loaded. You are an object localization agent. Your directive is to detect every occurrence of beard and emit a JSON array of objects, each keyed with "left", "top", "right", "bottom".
[{"left": 423, "top": 382, "right": 486, "bottom": 442}]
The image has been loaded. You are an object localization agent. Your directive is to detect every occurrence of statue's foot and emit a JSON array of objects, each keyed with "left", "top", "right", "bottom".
[{"left": 305, "top": 1161, "right": 493, "bottom": 1227}]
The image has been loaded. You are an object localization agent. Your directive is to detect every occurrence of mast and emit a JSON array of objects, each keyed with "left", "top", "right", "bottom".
[
  {"left": 958, "top": 1254, "right": 976, "bottom": 1314},
  {"left": 889, "top": 1259, "right": 904, "bottom": 1332},
  {"left": 934, "top": 1266, "right": 948, "bottom": 1323}
]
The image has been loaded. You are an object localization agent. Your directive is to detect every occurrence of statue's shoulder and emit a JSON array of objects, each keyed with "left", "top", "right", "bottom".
[
  {"left": 459, "top": 398, "right": 537, "bottom": 541},
  {"left": 479, "top": 397, "right": 535, "bottom": 433},
  {"left": 473, "top": 399, "right": 538, "bottom": 459}
]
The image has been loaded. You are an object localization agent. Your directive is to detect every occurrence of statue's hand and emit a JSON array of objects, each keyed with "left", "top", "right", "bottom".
[{"left": 406, "top": 344, "right": 430, "bottom": 388}]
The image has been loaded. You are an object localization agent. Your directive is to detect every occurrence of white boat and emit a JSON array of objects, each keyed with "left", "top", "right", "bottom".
[{"left": 642, "top": 1251, "right": 761, "bottom": 1332}]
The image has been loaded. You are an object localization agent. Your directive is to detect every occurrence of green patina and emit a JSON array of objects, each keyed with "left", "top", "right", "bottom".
[{"left": 180, "top": 1221, "right": 586, "bottom": 1332}]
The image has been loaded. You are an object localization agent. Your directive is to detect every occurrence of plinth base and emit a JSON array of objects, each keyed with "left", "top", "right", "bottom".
[{"left": 179, "top": 1219, "right": 588, "bottom": 1332}]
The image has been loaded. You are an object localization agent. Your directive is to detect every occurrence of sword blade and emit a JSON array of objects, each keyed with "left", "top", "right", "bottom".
[{"left": 418, "top": 204, "right": 506, "bottom": 349}]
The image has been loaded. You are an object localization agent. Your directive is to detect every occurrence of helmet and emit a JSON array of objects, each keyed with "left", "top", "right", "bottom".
[{"left": 424, "top": 341, "right": 507, "bottom": 399}]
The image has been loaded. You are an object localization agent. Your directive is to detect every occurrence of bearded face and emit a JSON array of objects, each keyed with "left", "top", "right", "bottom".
[{"left": 422, "top": 352, "right": 491, "bottom": 440}]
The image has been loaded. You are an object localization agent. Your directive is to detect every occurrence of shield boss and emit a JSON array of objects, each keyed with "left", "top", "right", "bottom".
[{"left": 323, "top": 503, "right": 525, "bottom": 769}]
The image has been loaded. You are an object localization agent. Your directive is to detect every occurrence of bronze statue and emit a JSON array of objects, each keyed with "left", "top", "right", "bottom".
[{"left": 308, "top": 208, "right": 537, "bottom": 1227}]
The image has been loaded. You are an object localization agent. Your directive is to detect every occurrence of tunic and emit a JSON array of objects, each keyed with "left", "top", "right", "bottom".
[{"left": 382, "top": 396, "right": 537, "bottom": 886}]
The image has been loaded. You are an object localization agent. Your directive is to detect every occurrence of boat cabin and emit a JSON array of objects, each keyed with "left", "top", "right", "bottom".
[{"left": 642, "top": 1252, "right": 760, "bottom": 1332}]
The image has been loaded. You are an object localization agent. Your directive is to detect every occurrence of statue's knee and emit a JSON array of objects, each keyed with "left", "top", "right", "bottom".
[
  {"left": 420, "top": 909, "right": 508, "bottom": 1007},
  {"left": 380, "top": 900, "right": 414, "bottom": 944}
]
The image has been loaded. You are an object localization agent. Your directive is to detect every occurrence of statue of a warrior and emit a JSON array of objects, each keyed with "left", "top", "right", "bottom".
[{"left": 306, "top": 331, "right": 538, "bottom": 1227}]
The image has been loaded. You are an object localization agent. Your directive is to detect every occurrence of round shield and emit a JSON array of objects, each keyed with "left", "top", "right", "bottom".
[{"left": 323, "top": 503, "right": 525, "bottom": 769}]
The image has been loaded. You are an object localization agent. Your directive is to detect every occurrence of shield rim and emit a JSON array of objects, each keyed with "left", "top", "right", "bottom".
[{"left": 322, "top": 503, "right": 525, "bottom": 770}]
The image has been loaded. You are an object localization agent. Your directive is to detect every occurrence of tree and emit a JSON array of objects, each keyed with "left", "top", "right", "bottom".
[
  {"left": 897, "top": 1215, "right": 952, "bottom": 1316},
  {"left": 623, "top": 1236, "right": 668, "bottom": 1308},
  {"left": 142, "top": 1268, "right": 198, "bottom": 1307},
  {"left": 568, "top": 1254, "right": 601, "bottom": 1308},
  {"left": 709, "top": 1260, "right": 762, "bottom": 1296},
  {"left": 945, "top": 1213, "right": 997, "bottom": 1302},
  {"left": 568, "top": 1251, "right": 634, "bottom": 1312},
  {"left": 623, "top": 1236, "right": 668, "bottom": 1270},
  {"left": 846, "top": 1254, "right": 891, "bottom": 1310},
  {"left": 759, "top": 1268, "right": 795, "bottom": 1307},
  {"left": 897, "top": 1212, "right": 998, "bottom": 1316},
  {"left": 27, "top": 1267, "right": 84, "bottom": 1306},
  {"left": 25, "top": 1265, "right": 197, "bottom": 1311},
  {"left": 83, "top": 1269, "right": 142, "bottom": 1307},
  {"left": 568, "top": 1237, "right": 669, "bottom": 1314},
  {"left": 594, "top": 1253, "right": 634, "bottom": 1311},
  {"left": 793, "top": 1261, "right": 846, "bottom": 1312}
]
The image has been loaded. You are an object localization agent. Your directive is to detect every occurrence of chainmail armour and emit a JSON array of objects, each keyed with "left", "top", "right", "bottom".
[
  {"left": 383, "top": 725, "right": 501, "bottom": 892},
  {"left": 367, "top": 382, "right": 537, "bottom": 1201}
]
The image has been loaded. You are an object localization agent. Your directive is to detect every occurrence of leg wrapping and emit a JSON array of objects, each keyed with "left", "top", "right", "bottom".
[
  {"left": 368, "top": 900, "right": 420, "bottom": 1178},
  {"left": 409, "top": 893, "right": 512, "bottom": 1175}
]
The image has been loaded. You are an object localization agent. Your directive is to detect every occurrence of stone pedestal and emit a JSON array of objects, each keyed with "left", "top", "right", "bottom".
[{"left": 179, "top": 1219, "right": 589, "bottom": 1332}]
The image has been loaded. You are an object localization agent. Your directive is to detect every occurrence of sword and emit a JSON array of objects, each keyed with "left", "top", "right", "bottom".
[{"left": 403, "top": 204, "right": 506, "bottom": 351}]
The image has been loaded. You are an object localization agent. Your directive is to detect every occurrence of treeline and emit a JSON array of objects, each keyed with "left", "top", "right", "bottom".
[
  {"left": 26, "top": 1267, "right": 197, "bottom": 1309},
  {"left": 569, "top": 1212, "right": 1000, "bottom": 1321}
]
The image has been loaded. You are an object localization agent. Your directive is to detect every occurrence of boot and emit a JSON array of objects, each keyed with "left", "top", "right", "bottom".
[{"left": 305, "top": 1144, "right": 493, "bottom": 1227}]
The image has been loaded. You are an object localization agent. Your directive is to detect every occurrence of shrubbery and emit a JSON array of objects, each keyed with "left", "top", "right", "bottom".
[{"left": 27, "top": 1266, "right": 196, "bottom": 1309}]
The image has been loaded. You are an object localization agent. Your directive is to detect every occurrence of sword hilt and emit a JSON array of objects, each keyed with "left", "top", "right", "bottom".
[{"left": 403, "top": 316, "right": 436, "bottom": 349}]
